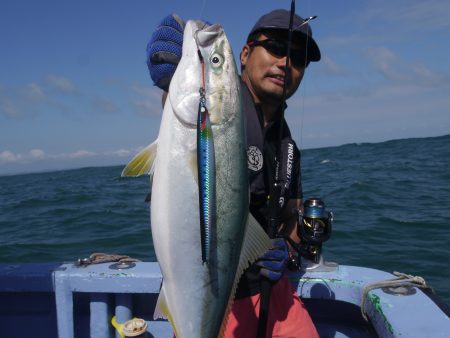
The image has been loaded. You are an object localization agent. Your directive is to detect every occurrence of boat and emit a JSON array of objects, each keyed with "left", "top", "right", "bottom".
[{"left": 1, "top": 256, "right": 449, "bottom": 338}]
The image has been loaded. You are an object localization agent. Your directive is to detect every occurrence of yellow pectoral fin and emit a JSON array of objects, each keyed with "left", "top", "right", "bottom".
[{"left": 121, "top": 140, "right": 158, "bottom": 177}]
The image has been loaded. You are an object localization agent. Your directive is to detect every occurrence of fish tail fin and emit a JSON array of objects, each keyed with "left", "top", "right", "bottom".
[
  {"left": 121, "top": 140, "right": 158, "bottom": 177},
  {"left": 218, "top": 213, "right": 271, "bottom": 337}
]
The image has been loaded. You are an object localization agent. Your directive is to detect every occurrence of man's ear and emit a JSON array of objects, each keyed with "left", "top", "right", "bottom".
[{"left": 240, "top": 45, "right": 250, "bottom": 67}]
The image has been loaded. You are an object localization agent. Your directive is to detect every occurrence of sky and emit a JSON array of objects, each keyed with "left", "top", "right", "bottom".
[{"left": 1, "top": 0, "right": 449, "bottom": 175}]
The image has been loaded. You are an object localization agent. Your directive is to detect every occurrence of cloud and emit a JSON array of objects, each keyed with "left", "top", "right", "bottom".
[
  {"left": 24, "top": 83, "right": 47, "bottom": 101},
  {"left": 130, "top": 83, "right": 164, "bottom": 116},
  {"left": 0, "top": 145, "right": 150, "bottom": 176},
  {"left": 65, "top": 150, "right": 97, "bottom": 159},
  {"left": 30, "top": 149, "right": 46, "bottom": 159},
  {"left": 321, "top": 56, "right": 348, "bottom": 76},
  {"left": 364, "top": 46, "right": 446, "bottom": 86},
  {"left": 0, "top": 146, "right": 146, "bottom": 167},
  {"left": 0, "top": 84, "right": 42, "bottom": 117},
  {"left": 93, "top": 96, "right": 120, "bottom": 113},
  {"left": 105, "top": 149, "right": 133, "bottom": 157},
  {"left": 0, "top": 81, "right": 59, "bottom": 118},
  {"left": 0, "top": 94, "right": 23, "bottom": 117},
  {"left": 0, "top": 150, "right": 22, "bottom": 163},
  {"left": 1, "top": 78, "right": 162, "bottom": 119},
  {"left": 286, "top": 74, "right": 450, "bottom": 149},
  {"left": 322, "top": 0, "right": 450, "bottom": 51},
  {"left": 365, "top": 47, "right": 401, "bottom": 81},
  {"left": 46, "top": 75, "right": 77, "bottom": 94},
  {"left": 320, "top": 34, "right": 368, "bottom": 49},
  {"left": 0, "top": 74, "right": 81, "bottom": 118},
  {"left": 0, "top": 148, "right": 98, "bottom": 164},
  {"left": 361, "top": 0, "right": 450, "bottom": 32}
]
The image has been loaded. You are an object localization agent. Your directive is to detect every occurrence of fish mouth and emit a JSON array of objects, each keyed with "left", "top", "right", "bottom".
[
  {"left": 169, "top": 20, "right": 237, "bottom": 129},
  {"left": 195, "top": 24, "right": 223, "bottom": 48}
]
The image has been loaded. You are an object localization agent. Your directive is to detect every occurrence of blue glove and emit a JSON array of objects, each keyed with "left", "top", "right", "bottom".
[
  {"left": 256, "top": 238, "right": 289, "bottom": 281},
  {"left": 146, "top": 14, "right": 185, "bottom": 91}
]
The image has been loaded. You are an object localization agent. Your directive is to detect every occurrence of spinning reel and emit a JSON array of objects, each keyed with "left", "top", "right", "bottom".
[
  {"left": 286, "top": 197, "right": 333, "bottom": 268},
  {"left": 298, "top": 197, "right": 333, "bottom": 263}
]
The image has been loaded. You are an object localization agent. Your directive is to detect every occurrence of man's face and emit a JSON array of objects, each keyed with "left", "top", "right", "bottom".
[{"left": 240, "top": 31, "right": 306, "bottom": 105}]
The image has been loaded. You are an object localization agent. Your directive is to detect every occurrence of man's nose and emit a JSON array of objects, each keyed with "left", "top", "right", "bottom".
[{"left": 275, "top": 55, "right": 290, "bottom": 69}]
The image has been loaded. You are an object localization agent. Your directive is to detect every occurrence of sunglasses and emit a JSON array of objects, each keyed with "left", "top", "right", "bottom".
[{"left": 247, "top": 39, "right": 309, "bottom": 67}]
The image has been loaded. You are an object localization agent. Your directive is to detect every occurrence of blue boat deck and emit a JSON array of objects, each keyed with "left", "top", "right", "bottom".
[{"left": 1, "top": 261, "right": 448, "bottom": 337}]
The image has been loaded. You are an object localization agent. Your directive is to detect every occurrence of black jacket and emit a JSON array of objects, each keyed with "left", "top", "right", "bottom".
[{"left": 236, "top": 78, "right": 303, "bottom": 298}]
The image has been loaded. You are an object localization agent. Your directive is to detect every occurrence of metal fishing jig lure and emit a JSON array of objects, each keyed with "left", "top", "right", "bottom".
[{"left": 196, "top": 47, "right": 216, "bottom": 265}]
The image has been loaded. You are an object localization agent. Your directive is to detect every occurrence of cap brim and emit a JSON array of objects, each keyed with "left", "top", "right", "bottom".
[
  {"left": 306, "top": 37, "right": 321, "bottom": 62},
  {"left": 293, "top": 31, "right": 321, "bottom": 62}
]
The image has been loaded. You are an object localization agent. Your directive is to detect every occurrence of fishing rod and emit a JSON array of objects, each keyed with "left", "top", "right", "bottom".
[
  {"left": 258, "top": 1, "right": 318, "bottom": 337},
  {"left": 257, "top": 2, "right": 296, "bottom": 337},
  {"left": 267, "top": 6, "right": 317, "bottom": 240},
  {"left": 271, "top": 11, "right": 319, "bottom": 261}
]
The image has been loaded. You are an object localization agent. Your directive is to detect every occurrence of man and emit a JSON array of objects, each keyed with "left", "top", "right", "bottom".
[{"left": 147, "top": 9, "right": 320, "bottom": 338}]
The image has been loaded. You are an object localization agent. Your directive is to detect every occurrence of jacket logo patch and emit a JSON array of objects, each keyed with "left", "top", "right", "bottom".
[{"left": 247, "top": 146, "right": 263, "bottom": 172}]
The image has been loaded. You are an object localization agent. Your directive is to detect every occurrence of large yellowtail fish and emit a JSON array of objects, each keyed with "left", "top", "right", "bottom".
[{"left": 123, "top": 20, "right": 270, "bottom": 338}]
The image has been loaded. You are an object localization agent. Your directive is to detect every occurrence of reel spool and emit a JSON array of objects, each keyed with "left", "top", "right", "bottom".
[{"left": 298, "top": 197, "right": 333, "bottom": 263}]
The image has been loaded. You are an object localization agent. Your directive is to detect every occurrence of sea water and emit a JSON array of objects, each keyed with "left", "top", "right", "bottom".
[{"left": 1, "top": 134, "right": 449, "bottom": 304}]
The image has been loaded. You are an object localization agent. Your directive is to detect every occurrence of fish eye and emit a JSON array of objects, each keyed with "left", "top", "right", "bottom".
[{"left": 210, "top": 53, "right": 223, "bottom": 68}]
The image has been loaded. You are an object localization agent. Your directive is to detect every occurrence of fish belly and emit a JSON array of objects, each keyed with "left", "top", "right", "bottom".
[{"left": 151, "top": 103, "right": 248, "bottom": 337}]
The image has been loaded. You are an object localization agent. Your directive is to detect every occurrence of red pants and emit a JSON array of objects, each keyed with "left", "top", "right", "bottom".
[{"left": 224, "top": 275, "right": 319, "bottom": 338}]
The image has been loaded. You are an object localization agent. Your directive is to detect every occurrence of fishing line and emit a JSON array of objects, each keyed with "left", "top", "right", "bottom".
[
  {"left": 258, "top": 2, "right": 297, "bottom": 337},
  {"left": 268, "top": 0, "right": 297, "bottom": 240},
  {"left": 260, "top": 3, "right": 317, "bottom": 337},
  {"left": 294, "top": 14, "right": 317, "bottom": 150},
  {"left": 295, "top": 43, "right": 307, "bottom": 149},
  {"left": 298, "top": 78, "right": 305, "bottom": 149},
  {"left": 199, "top": 0, "right": 207, "bottom": 22},
  {"left": 281, "top": 0, "right": 315, "bottom": 150}
]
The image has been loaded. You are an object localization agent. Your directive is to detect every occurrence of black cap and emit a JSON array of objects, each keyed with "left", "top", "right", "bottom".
[{"left": 248, "top": 9, "right": 321, "bottom": 62}]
